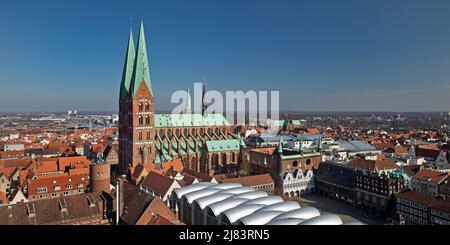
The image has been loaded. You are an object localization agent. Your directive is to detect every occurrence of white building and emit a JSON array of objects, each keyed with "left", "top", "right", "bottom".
[
  {"left": 322, "top": 140, "right": 381, "bottom": 162},
  {"left": 4, "top": 143, "right": 24, "bottom": 152},
  {"left": 281, "top": 169, "right": 315, "bottom": 197}
]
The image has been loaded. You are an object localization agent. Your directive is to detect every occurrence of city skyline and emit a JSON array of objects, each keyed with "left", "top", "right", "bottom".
[
  {"left": 1, "top": 0, "right": 450, "bottom": 231},
  {"left": 1, "top": 0, "right": 450, "bottom": 112}
]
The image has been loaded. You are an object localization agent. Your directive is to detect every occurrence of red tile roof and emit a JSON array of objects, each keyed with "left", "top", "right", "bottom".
[
  {"left": 144, "top": 158, "right": 184, "bottom": 175},
  {"left": 413, "top": 169, "right": 448, "bottom": 184},
  {"left": 0, "top": 167, "right": 18, "bottom": 179},
  {"left": 430, "top": 199, "right": 450, "bottom": 213},
  {"left": 141, "top": 171, "right": 177, "bottom": 197},
  {"left": 182, "top": 168, "right": 214, "bottom": 182},
  {"left": 146, "top": 213, "right": 176, "bottom": 225},
  {"left": 397, "top": 190, "right": 436, "bottom": 205},
  {"left": 135, "top": 197, "right": 179, "bottom": 225},
  {"left": 221, "top": 173, "right": 274, "bottom": 186},
  {"left": 349, "top": 159, "right": 399, "bottom": 171},
  {"left": 27, "top": 174, "right": 89, "bottom": 196}
]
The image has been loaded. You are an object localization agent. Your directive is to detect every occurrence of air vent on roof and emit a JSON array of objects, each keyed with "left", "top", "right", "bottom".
[
  {"left": 26, "top": 203, "right": 36, "bottom": 218},
  {"left": 87, "top": 195, "right": 96, "bottom": 208},
  {"left": 58, "top": 198, "right": 68, "bottom": 213}
]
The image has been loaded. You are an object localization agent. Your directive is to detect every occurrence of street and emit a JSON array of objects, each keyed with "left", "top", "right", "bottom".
[{"left": 288, "top": 194, "right": 388, "bottom": 225}]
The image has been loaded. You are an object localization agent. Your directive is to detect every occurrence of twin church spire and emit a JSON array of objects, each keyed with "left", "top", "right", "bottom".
[{"left": 119, "top": 20, "right": 153, "bottom": 99}]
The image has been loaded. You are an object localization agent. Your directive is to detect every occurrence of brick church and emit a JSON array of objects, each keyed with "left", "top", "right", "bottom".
[{"left": 118, "top": 21, "right": 241, "bottom": 179}]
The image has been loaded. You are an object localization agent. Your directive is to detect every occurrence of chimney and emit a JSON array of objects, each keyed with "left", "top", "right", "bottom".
[{"left": 117, "top": 175, "right": 126, "bottom": 224}]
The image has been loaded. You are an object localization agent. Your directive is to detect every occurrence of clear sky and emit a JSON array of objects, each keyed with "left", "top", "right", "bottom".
[{"left": 1, "top": 0, "right": 450, "bottom": 112}]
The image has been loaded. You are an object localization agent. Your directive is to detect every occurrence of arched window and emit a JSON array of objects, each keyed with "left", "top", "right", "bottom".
[
  {"left": 145, "top": 115, "right": 150, "bottom": 125},
  {"left": 145, "top": 102, "right": 150, "bottom": 111},
  {"left": 222, "top": 153, "right": 227, "bottom": 164},
  {"left": 139, "top": 116, "right": 143, "bottom": 125},
  {"left": 139, "top": 103, "right": 143, "bottom": 111},
  {"left": 306, "top": 159, "right": 311, "bottom": 165},
  {"left": 138, "top": 131, "right": 142, "bottom": 140},
  {"left": 146, "top": 130, "right": 151, "bottom": 140}
]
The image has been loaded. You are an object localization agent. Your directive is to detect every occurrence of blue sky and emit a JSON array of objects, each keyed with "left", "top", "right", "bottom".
[{"left": 1, "top": 0, "right": 450, "bottom": 112}]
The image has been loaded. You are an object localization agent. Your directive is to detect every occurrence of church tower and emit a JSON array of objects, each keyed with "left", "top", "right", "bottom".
[{"left": 119, "top": 20, "right": 155, "bottom": 175}]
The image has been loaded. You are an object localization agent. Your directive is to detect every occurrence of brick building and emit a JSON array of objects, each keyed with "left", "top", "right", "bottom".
[
  {"left": 315, "top": 161, "right": 355, "bottom": 203},
  {"left": 118, "top": 21, "right": 241, "bottom": 179},
  {"left": 0, "top": 193, "right": 108, "bottom": 225},
  {"left": 396, "top": 190, "right": 450, "bottom": 225},
  {"left": 354, "top": 171, "right": 406, "bottom": 216}
]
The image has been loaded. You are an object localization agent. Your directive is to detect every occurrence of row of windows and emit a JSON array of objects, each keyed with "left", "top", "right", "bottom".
[
  {"left": 31, "top": 189, "right": 87, "bottom": 200},
  {"left": 253, "top": 184, "right": 273, "bottom": 191},
  {"left": 283, "top": 181, "right": 313, "bottom": 189},
  {"left": 398, "top": 205, "right": 427, "bottom": 218},
  {"left": 138, "top": 131, "right": 152, "bottom": 140},
  {"left": 356, "top": 183, "right": 389, "bottom": 194},
  {"left": 397, "top": 198, "right": 427, "bottom": 211},
  {"left": 138, "top": 102, "right": 151, "bottom": 111},
  {"left": 138, "top": 116, "right": 151, "bottom": 125},
  {"left": 431, "top": 209, "right": 450, "bottom": 219},
  {"left": 399, "top": 211, "right": 428, "bottom": 225},
  {"left": 431, "top": 216, "right": 450, "bottom": 225}
]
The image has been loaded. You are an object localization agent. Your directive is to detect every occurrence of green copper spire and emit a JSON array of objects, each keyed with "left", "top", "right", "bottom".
[
  {"left": 278, "top": 136, "right": 283, "bottom": 154},
  {"left": 130, "top": 20, "right": 153, "bottom": 97},
  {"left": 119, "top": 28, "right": 135, "bottom": 99},
  {"left": 239, "top": 135, "right": 246, "bottom": 148}
]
